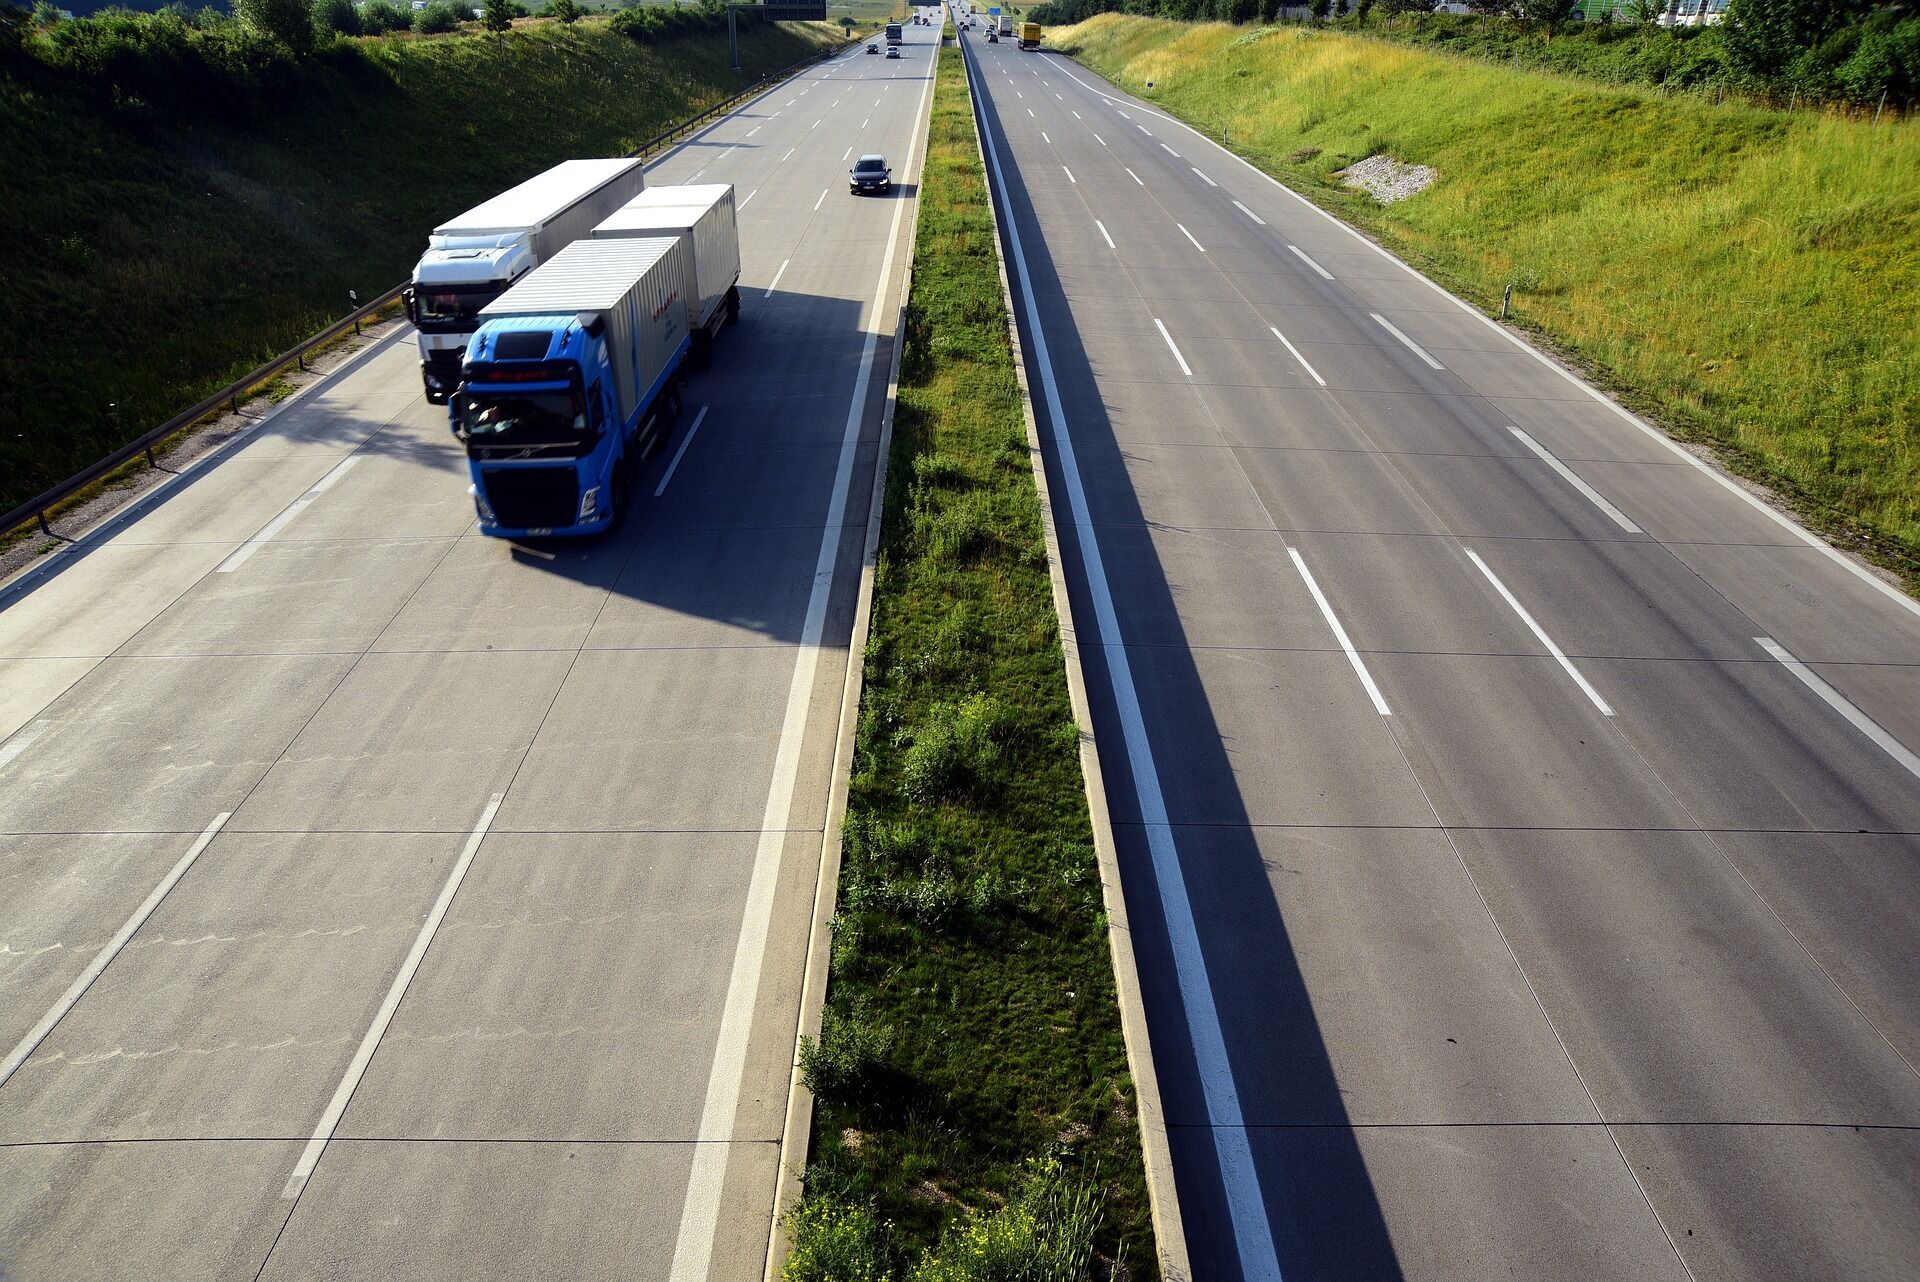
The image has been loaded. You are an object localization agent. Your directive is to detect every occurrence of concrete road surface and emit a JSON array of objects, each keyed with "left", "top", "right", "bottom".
[
  {"left": 0, "top": 24, "right": 937, "bottom": 1280},
  {"left": 962, "top": 28, "right": 1920, "bottom": 1282}
]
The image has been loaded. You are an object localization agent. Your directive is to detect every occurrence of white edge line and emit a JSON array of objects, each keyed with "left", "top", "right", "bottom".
[
  {"left": 1508, "top": 427, "right": 1643, "bottom": 533},
  {"left": 1466, "top": 549, "right": 1614, "bottom": 716},
  {"left": 1152, "top": 319, "right": 1192, "bottom": 376},
  {"left": 0, "top": 811, "right": 233, "bottom": 1088},
  {"left": 1371, "top": 312, "right": 1446, "bottom": 371},
  {"left": 965, "top": 40, "right": 1282, "bottom": 1280},
  {"left": 1270, "top": 327, "right": 1325, "bottom": 387},
  {"left": 1287, "top": 547, "right": 1391, "bottom": 716},
  {"left": 1757, "top": 637, "right": 1920, "bottom": 780},
  {"left": 668, "top": 48, "right": 936, "bottom": 1282},
  {"left": 1045, "top": 57, "right": 1920, "bottom": 622},
  {"left": 1095, "top": 219, "right": 1115, "bottom": 250},
  {"left": 281, "top": 795, "right": 503, "bottom": 1199},
  {"left": 1286, "top": 243, "right": 1334, "bottom": 280},
  {"left": 655, "top": 405, "right": 711, "bottom": 496},
  {"left": 1233, "top": 199, "right": 1266, "bottom": 226}
]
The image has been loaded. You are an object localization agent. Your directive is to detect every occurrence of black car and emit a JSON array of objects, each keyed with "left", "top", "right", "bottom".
[
  {"left": 867, "top": 42, "right": 879, "bottom": 53},
  {"left": 849, "top": 154, "right": 892, "bottom": 195}
]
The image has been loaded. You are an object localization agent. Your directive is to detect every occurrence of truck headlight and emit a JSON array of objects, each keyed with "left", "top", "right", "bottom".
[{"left": 579, "top": 486, "right": 600, "bottom": 520}]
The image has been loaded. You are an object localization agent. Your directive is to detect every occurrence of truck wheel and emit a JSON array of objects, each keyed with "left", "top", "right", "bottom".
[{"left": 726, "top": 285, "right": 742, "bottom": 326}]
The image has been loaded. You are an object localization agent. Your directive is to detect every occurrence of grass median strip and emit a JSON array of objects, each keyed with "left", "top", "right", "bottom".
[{"left": 782, "top": 38, "right": 1155, "bottom": 1281}]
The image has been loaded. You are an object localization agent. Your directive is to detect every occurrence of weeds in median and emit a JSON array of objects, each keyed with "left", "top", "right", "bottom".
[{"left": 784, "top": 40, "right": 1154, "bottom": 1279}]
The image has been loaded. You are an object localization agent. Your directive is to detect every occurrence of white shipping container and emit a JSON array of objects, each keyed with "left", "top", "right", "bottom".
[
  {"left": 433, "top": 159, "right": 646, "bottom": 264},
  {"left": 592, "top": 184, "right": 741, "bottom": 333},
  {"left": 480, "top": 237, "right": 690, "bottom": 426}
]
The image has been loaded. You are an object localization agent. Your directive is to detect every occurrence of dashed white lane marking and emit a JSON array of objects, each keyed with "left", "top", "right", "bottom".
[
  {"left": 0, "top": 811, "right": 233, "bottom": 1089},
  {"left": 764, "top": 258, "right": 789, "bottom": 299},
  {"left": 1096, "top": 219, "right": 1115, "bottom": 249},
  {"left": 1290, "top": 547, "right": 1391, "bottom": 715},
  {"left": 863, "top": 117, "right": 870, "bottom": 128},
  {"left": 1160, "top": 143, "right": 1180, "bottom": 157},
  {"left": 281, "top": 797, "right": 502, "bottom": 1199},
  {"left": 1042, "top": 130, "right": 1051, "bottom": 144},
  {"left": 0, "top": 719, "right": 49, "bottom": 773},
  {"left": 1271, "top": 327, "right": 1325, "bottom": 387},
  {"left": 1466, "top": 550, "right": 1614, "bottom": 716},
  {"left": 1093, "top": 133, "right": 1107, "bottom": 146},
  {"left": 962, "top": 40, "right": 1281, "bottom": 1276},
  {"left": 1287, "top": 244, "right": 1334, "bottom": 280},
  {"left": 1192, "top": 167, "right": 1217, "bottom": 187},
  {"left": 217, "top": 455, "right": 359, "bottom": 573},
  {"left": 1027, "top": 108, "right": 1035, "bottom": 117},
  {"left": 740, "top": 188, "right": 758, "bottom": 210},
  {"left": 1177, "top": 223, "right": 1206, "bottom": 253},
  {"left": 1508, "top": 427, "right": 1642, "bottom": 533},
  {"left": 1372, "top": 312, "right": 1447, "bottom": 370},
  {"left": 1757, "top": 637, "right": 1920, "bottom": 780},
  {"left": 1072, "top": 109, "right": 1082, "bottom": 119},
  {"left": 1139, "top": 125, "right": 1152, "bottom": 136},
  {"left": 782, "top": 147, "right": 796, "bottom": 161},
  {"left": 747, "top": 126, "right": 761, "bottom": 137},
  {"left": 655, "top": 405, "right": 711, "bottom": 497},
  {"left": 1125, "top": 167, "right": 1144, "bottom": 185},
  {"left": 1063, "top": 166, "right": 1076, "bottom": 183},
  {"left": 1153, "top": 319, "right": 1192, "bottom": 376},
  {"left": 1233, "top": 199, "right": 1266, "bottom": 225},
  {"left": 814, "top": 188, "right": 828, "bottom": 211}
]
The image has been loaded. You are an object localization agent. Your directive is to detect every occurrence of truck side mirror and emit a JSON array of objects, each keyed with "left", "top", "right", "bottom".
[{"left": 402, "top": 286, "right": 417, "bottom": 325}]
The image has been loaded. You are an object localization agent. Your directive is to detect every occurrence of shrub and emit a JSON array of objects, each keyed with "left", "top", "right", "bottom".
[
  {"left": 483, "top": 0, "right": 513, "bottom": 32},
  {"left": 782, "top": 1197, "right": 895, "bottom": 1282},
  {"left": 415, "top": 0, "right": 461, "bottom": 32},
  {"left": 359, "top": 0, "right": 412, "bottom": 32},
  {"left": 797, "top": 1003, "right": 892, "bottom": 1107},
  {"left": 908, "top": 1161, "right": 1107, "bottom": 1282},
  {"left": 546, "top": 0, "right": 580, "bottom": 20},
  {"left": 313, "top": 0, "right": 359, "bottom": 36},
  {"left": 236, "top": 0, "right": 315, "bottom": 53}
]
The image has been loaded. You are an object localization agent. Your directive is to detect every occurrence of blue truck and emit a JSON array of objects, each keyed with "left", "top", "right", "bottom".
[{"left": 455, "top": 236, "right": 691, "bottom": 538}]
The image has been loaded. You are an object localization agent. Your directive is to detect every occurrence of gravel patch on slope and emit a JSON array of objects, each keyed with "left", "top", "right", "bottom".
[{"left": 1341, "top": 153, "right": 1438, "bottom": 203}]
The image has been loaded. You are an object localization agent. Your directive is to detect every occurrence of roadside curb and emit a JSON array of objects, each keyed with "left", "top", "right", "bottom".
[
  {"left": 761, "top": 46, "right": 937, "bottom": 1282},
  {"left": 957, "top": 32, "right": 1191, "bottom": 1282}
]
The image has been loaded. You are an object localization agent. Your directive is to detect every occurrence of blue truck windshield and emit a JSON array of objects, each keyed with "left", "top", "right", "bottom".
[{"left": 457, "top": 391, "right": 587, "bottom": 447}]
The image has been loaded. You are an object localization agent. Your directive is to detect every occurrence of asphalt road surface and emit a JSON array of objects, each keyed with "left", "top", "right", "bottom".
[
  {"left": 962, "top": 27, "right": 1920, "bottom": 1282},
  {"left": 0, "top": 24, "right": 937, "bottom": 1280}
]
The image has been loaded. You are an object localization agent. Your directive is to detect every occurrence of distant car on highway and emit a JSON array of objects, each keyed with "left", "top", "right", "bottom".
[
  {"left": 849, "top": 154, "right": 892, "bottom": 196},
  {"left": 886, "top": 45, "right": 902, "bottom": 58},
  {"left": 867, "top": 42, "right": 879, "bottom": 53}
]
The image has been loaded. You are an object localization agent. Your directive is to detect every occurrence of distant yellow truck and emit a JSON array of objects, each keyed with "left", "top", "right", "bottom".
[{"left": 1019, "top": 20, "right": 1040, "bottom": 48}]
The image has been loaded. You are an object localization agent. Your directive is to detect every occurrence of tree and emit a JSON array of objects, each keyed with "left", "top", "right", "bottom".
[
  {"left": 550, "top": 0, "right": 581, "bottom": 21},
  {"left": 361, "top": 0, "right": 413, "bottom": 30},
  {"left": 314, "top": 0, "right": 360, "bottom": 35},
  {"left": 1722, "top": 0, "right": 1872, "bottom": 82},
  {"left": 237, "top": 0, "right": 316, "bottom": 52},
  {"left": 415, "top": 0, "right": 461, "bottom": 32},
  {"left": 1355, "top": 0, "right": 1373, "bottom": 22},
  {"left": 484, "top": 0, "right": 513, "bottom": 32},
  {"left": 1310, "top": 0, "right": 1330, "bottom": 19}
]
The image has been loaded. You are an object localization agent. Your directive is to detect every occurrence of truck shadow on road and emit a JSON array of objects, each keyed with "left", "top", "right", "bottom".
[{"left": 973, "top": 72, "right": 1407, "bottom": 1282}]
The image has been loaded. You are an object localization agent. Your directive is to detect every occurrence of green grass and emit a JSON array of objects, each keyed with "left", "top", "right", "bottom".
[
  {"left": 0, "top": 17, "right": 845, "bottom": 513},
  {"left": 1050, "top": 15, "right": 1920, "bottom": 586},
  {"left": 784, "top": 40, "right": 1155, "bottom": 1280}
]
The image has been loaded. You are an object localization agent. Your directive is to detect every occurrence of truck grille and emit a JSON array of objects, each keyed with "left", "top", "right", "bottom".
[{"left": 481, "top": 466, "right": 577, "bottom": 530}]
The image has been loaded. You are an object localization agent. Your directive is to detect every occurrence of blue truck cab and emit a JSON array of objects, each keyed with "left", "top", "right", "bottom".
[{"left": 454, "top": 237, "right": 691, "bottom": 539}]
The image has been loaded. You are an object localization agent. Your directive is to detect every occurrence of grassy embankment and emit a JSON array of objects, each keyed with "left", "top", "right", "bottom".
[
  {"left": 1050, "top": 15, "right": 1920, "bottom": 586},
  {"left": 783, "top": 40, "right": 1154, "bottom": 1281},
  {"left": 0, "top": 18, "right": 843, "bottom": 514}
]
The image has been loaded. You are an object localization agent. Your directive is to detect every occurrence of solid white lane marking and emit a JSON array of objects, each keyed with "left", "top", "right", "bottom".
[
  {"left": 1289, "top": 548, "right": 1391, "bottom": 716},
  {"left": 1177, "top": 223, "right": 1206, "bottom": 253},
  {"left": 1096, "top": 219, "right": 1115, "bottom": 250},
  {"left": 1466, "top": 550, "right": 1613, "bottom": 716},
  {"left": 1287, "top": 244, "right": 1334, "bottom": 280},
  {"left": 1233, "top": 199, "right": 1266, "bottom": 225},
  {"left": 1372, "top": 313, "right": 1446, "bottom": 370},
  {"left": 962, "top": 41, "right": 1282, "bottom": 1280},
  {"left": 0, "top": 719, "right": 49, "bottom": 772},
  {"left": 1093, "top": 133, "right": 1106, "bottom": 146},
  {"left": 1508, "top": 428, "right": 1643, "bottom": 533},
  {"left": 217, "top": 455, "right": 359, "bottom": 572},
  {"left": 0, "top": 812, "right": 232, "bottom": 1089},
  {"left": 1192, "top": 167, "right": 1218, "bottom": 187},
  {"left": 1271, "top": 328, "right": 1325, "bottom": 387},
  {"left": 654, "top": 405, "right": 711, "bottom": 497},
  {"left": 282, "top": 797, "right": 501, "bottom": 1200},
  {"left": 814, "top": 188, "right": 828, "bottom": 211},
  {"left": 1063, "top": 166, "right": 1076, "bottom": 183},
  {"left": 1757, "top": 638, "right": 1920, "bottom": 780},
  {"left": 740, "top": 188, "right": 758, "bottom": 210},
  {"left": 668, "top": 49, "right": 936, "bottom": 1282},
  {"left": 1153, "top": 319, "right": 1192, "bottom": 375},
  {"left": 1125, "top": 167, "right": 1143, "bottom": 185}
]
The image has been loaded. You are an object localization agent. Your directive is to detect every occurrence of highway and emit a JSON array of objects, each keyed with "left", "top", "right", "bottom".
[
  {"left": 962, "top": 25, "right": 1920, "bottom": 1282},
  {"left": 0, "top": 22, "right": 937, "bottom": 1280}
]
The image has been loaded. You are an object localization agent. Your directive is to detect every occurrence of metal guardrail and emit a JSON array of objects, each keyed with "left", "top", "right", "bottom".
[{"left": 0, "top": 35, "right": 857, "bottom": 548}]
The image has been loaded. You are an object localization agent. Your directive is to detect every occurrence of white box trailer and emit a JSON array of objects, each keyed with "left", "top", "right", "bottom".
[
  {"left": 593, "top": 184, "right": 742, "bottom": 363},
  {"left": 409, "top": 158, "right": 647, "bottom": 403},
  {"left": 477, "top": 236, "right": 691, "bottom": 428}
]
